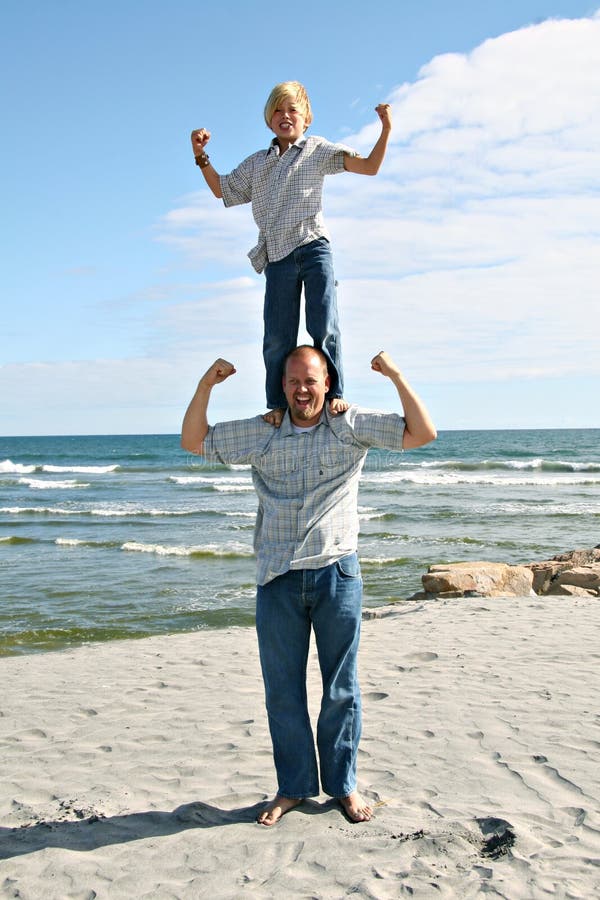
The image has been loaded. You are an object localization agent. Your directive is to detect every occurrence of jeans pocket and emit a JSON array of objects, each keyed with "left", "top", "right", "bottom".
[{"left": 336, "top": 553, "right": 361, "bottom": 578}]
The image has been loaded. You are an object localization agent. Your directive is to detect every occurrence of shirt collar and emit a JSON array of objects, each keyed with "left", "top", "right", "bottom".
[
  {"left": 280, "top": 406, "right": 327, "bottom": 436},
  {"left": 267, "top": 135, "right": 308, "bottom": 156}
]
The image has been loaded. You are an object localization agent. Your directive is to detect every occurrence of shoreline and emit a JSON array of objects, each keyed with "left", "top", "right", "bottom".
[{"left": 1, "top": 594, "right": 599, "bottom": 896}]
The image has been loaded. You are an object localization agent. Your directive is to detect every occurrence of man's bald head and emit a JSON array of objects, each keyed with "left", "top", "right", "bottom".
[{"left": 283, "top": 345, "right": 329, "bottom": 378}]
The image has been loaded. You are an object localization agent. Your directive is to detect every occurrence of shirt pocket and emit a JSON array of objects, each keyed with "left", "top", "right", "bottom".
[
  {"left": 317, "top": 449, "right": 360, "bottom": 474},
  {"left": 258, "top": 449, "right": 299, "bottom": 481}
]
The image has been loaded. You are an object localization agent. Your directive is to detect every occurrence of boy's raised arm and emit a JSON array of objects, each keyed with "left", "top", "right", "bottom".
[
  {"left": 181, "top": 358, "right": 236, "bottom": 454},
  {"left": 190, "top": 128, "right": 223, "bottom": 199},
  {"left": 343, "top": 103, "right": 392, "bottom": 176}
]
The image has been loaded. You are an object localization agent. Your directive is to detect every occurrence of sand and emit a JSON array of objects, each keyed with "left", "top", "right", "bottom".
[{"left": 1, "top": 595, "right": 599, "bottom": 899}]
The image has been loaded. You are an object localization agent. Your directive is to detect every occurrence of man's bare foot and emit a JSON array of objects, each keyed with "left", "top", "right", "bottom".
[
  {"left": 257, "top": 795, "right": 303, "bottom": 826},
  {"left": 262, "top": 407, "right": 285, "bottom": 427},
  {"left": 339, "top": 791, "right": 373, "bottom": 823},
  {"left": 329, "top": 398, "right": 349, "bottom": 416}
]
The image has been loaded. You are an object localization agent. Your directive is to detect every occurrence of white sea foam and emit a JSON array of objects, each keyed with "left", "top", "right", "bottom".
[
  {"left": 88, "top": 506, "right": 184, "bottom": 517},
  {"left": 170, "top": 475, "right": 253, "bottom": 490},
  {"left": 19, "top": 478, "right": 90, "bottom": 490},
  {"left": 418, "top": 458, "right": 547, "bottom": 470},
  {"left": 472, "top": 500, "right": 600, "bottom": 516},
  {"left": 0, "top": 506, "right": 80, "bottom": 515},
  {"left": 0, "top": 504, "right": 194, "bottom": 517},
  {"left": 0, "top": 459, "right": 36, "bottom": 474},
  {"left": 170, "top": 475, "right": 251, "bottom": 484},
  {"left": 566, "top": 461, "right": 600, "bottom": 472},
  {"left": 55, "top": 538, "right": 87, "bottom": 546},
  {"left": 121, "top": 540, "right": 253, "bottom": 557},
  {"left": 507, "top": 458, "right": 544, "bottom": 469},
  {"left": 394, "top": 458, "right": 600, "bottom": 473},
  {"left": 361, "top": 556, "right": 407, "bottom": 566},
  {"left": 173, "top": 478, "right": 255, "bottom": 492},
  {"left": 43, "top": 464, "right": 119, "bottom": 474},
  {"left": 362, "top": 470, "right": 600, "bottom": 488}
]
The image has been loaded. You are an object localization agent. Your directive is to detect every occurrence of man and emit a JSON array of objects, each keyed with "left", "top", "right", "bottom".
[{"left": 181, "top": 347, "right": 436, "bottom": 826}]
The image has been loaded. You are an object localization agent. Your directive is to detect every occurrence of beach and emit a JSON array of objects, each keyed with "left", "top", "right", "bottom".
[{"left": 1, "top": 594, "right": 599, "bottom": 898}]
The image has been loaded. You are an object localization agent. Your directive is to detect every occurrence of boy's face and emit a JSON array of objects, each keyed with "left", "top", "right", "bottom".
[{"left": 269, "top": 97, "right": 307, "bottom": 148}]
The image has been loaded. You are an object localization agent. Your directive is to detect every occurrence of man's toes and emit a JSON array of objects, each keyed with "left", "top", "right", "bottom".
[
  {"left": 339, "top": 793, "right": 373, "bottom": 823},
  {"left": 257, "top": 796, "right": 302, "bottom": 826}
]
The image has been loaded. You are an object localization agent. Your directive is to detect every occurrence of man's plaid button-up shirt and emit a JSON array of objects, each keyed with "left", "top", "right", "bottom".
[{"left": 201, "top": 405, "right": 405, "bottom": 585}]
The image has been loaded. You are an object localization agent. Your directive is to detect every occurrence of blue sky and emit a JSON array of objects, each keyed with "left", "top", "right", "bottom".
[{"left": 2, "top": 0, "right": 599, "bottom": 435}]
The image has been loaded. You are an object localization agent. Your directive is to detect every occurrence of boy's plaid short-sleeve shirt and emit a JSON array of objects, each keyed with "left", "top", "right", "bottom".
[
  {"left": 200, "top": 405, "right": 405, "bottom": 585},
  {"left": 219, "top": 135, "right": 356, "bottom": 273}
]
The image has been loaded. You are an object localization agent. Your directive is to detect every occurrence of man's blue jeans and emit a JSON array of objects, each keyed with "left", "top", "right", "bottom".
[
  {"left": 263, "top": 237, "right": 343, "bottom": 409},
  {"left": 255, "top": 554, "right": 363, "bottom": 799}
]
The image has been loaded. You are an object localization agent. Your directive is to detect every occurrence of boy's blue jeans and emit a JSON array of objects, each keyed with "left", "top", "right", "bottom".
[
  {"left": 255, "top": 554, "right": 363, "bottom": 799},
  {"left": 263, "top": 237, "right": 343, "bottom": 409}
]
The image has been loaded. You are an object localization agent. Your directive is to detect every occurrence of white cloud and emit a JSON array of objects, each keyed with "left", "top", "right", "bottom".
[
  {"left": 0, "top": 355, "right": 261, "bottom": 436},
  {"left": 318, "top": 12, "right": 600, "bottom": 401},
  {"left": 357, "top": 15, "right": 600, "bottom": 147},
  {"left": 158, "top": 276, "right": 264, "bottom": 349},
  {"left": 157, "top": 191, "right": 255, "bottom": 268}
]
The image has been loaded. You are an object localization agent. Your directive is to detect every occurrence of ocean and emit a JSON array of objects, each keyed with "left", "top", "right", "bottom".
[{"left": 1, "top": 429, "right": 598, "bottom": 656}]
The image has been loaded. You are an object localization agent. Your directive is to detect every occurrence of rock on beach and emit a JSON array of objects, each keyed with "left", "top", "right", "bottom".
[{"left": 410, "top": 546, "right": 600, "bottom": 600}]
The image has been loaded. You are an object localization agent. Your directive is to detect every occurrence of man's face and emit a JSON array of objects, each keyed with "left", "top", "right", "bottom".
[{"left": 283, "top": 351, "right": 329, "bottom": 427}]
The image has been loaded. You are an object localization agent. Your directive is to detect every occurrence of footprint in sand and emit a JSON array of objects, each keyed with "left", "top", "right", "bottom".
[
  {"left": 562, "top": 806, "right": 586, "bottom": 826},
  {"left": 19, "top": 728, "right": 48, "bottom": 740}
]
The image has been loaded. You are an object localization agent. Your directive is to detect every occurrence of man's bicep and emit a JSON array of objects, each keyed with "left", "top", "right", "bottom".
[
  {"left": 204, "top": 418, "right": 272, "bottom": 465},
  {"left": 351, "top": 411, "right": 406, "bottom": 450}
]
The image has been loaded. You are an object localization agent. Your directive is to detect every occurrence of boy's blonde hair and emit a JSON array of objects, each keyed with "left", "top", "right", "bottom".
[{"left": 264, "top": 81, "right": 313, "bottom": 130}]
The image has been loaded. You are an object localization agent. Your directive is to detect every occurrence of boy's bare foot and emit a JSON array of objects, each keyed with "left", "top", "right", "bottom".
[
  {"left": 262, "top": 407, "right": 285, "bottom": 427},
  {"left": 329, "top": 397, "right": 349, "bottom": 416},
  {"left": 257, "top": 795, "right": 303, "bottom": 826},
  {"left": 339, "top": 791, "right": 373, "bottom": 823}
]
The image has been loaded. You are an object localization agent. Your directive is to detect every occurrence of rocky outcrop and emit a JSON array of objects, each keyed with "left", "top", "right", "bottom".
[
  {"left": 526, "top": 548, "right": 600, "bottom": 597},
  {"left": 409, "top": 547, "right": 600, "bottom": 600},
  {"left": 422, "top": 562, "right": 534, "bottom": 598}
]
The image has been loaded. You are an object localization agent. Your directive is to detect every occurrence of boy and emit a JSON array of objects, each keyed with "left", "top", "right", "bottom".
[{"left": 190, "top": 81, "right": 392, "bottom": 423}]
